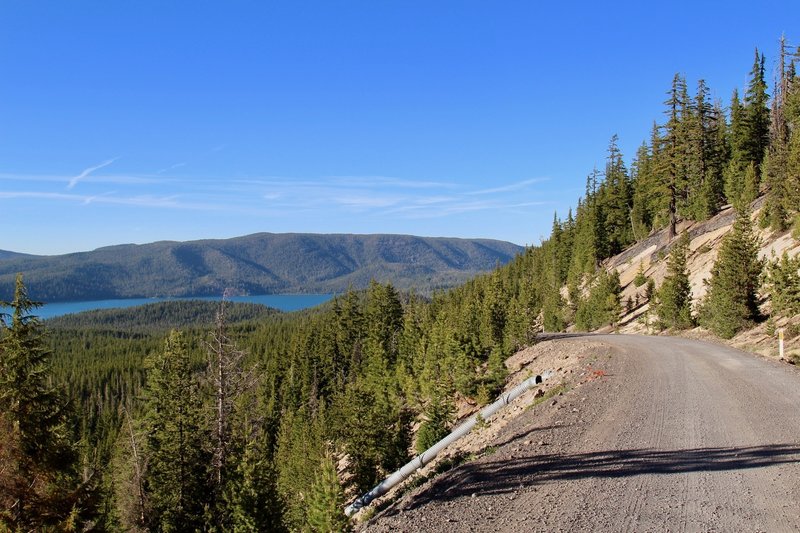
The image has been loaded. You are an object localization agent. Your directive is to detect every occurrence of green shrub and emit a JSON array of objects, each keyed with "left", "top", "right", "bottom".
[
  {"left": 764, "top": 252, "right": 800, "bottom": 318},
  {"left": 633, "top": 263, "right": 648, "bottom": 287},
  {"left": 656, "top": 232, "right": 695, "bottom": 330},
  {"left": 575, "top": 269, "right": 622, "bottom": 331},
  {"left": 415, "top": 393, "right": 454, "bottom": 453}
]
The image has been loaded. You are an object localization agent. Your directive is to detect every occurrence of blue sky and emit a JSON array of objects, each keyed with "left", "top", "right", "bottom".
[{"left": 1, "top": 1, "right": 797, "bottom": 255}]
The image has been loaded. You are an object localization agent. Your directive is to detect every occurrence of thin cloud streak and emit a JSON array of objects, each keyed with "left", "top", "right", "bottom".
[
  {"left": 386, "top": 198, "right": 551, "bottom": 218},
  {"left": 333, "top": 194, "right": 405, "bottom": 209},
  {"left": 329, "top": 176, "right": 459, "bottom": 189},
  {"left": 2, "top": 168, "right": 555, "bottom": 226},
  {"left": 0, "top": 190, "right": 222, "bottom": 211},
  {"left": 0, "top": 172, "right": 158, "bottom": 185},
  {"left": 466, "top": 177, "right": 549, "bottom": 196},
  {"left": 156, "top": 162, "right": 187, "bottom": 174},
  {"left": 67, "top": 158, "right": 119, "bottom": 189}
]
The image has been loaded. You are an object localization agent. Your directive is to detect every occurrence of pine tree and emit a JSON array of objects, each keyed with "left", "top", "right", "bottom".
[
  {"left": 541, "top": 279, "right": 566, "bottom": 332},
  {"left": 725, "top": 90, "right": 748, "bottom": 205},
  {"left": 686, "top": 80, "right": 727, "bottom": 220},
  {"left": 397, "top": 291, "right": 425, "bottom": 400},
  {"left": 481, "top": 271, "right": 507, "bottom": 350},
  {"left": 600, "top": 134, "right": 633, "bottom": 254},
  {"left": 334, "top": 289, "right": 365, "bottom": 377},
  {"left": 726, "top": 50, "right": 771, "bottom": 207},
  {"left": 0, "top": 274, "right": 90, "bottom": 530},
  {"left": 764, "top": 36, "right": 791, "bottom": 229},
  {"left": 274, "top": 406, "right": 326, "bottom": 530},
  {"left": 303, "top": 453, "right": 350, "bottom": 533},
  {"left": 567, "top": 189, "right": 599, "bottom": 288},
  {"left": 656, "top": 232, "right": 694, "bottom": 329},
  {"left": 111, "top": 406, "right": 149, "bottom": 531},
  {"left": 552, "top": 211, "right": 574, "bottom": 284},
  {"left": 782, "top": 45, "right": 800, "bottom": 231},
  {"left": 363, "top": 281, "right": 403, "bottom": 381},
  {"left": 484, "top": 346, "right": 508, "bottom": 396},
  {"left": 575, "top": 269, "right": 622, "bottom": 331},
  {"left": 742, "top": 49, "right": 771, "bottom": 172},
  {"left": 700, "top": 208, "right": 764, "bottom": 338},
  {"left": 226, "top": 433, "right": 286, "bottom": 532},
  {"left": 415, "top": 388, "right": 454, "bottom": 453},
  {"left": 764, "top": 252, "right": 800, "bottom": 317},
  {"left": 337, "top": 379, "right": 410, "bottom": 494},
  {"left": 143, "top": 330, "right": 209, "bottom": 532},
  {"left": 659, "top": 74, "right": 690, "bottom": 239},
  {"left": 631, "top": 124, "right": 665, "bottom": 235}
]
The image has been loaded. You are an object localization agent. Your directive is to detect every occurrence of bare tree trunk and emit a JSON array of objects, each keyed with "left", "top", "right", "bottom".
[
  {"left": 122, "top": 406, "right": 146, "bottom": 527},
  {"left": 668, "top": 184, "right": 677, "bottom": 242},
  {"left": 205, "top": 296, "right": 257, "bottom": 519}
]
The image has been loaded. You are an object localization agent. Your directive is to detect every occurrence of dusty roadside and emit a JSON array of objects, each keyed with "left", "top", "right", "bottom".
[
  {"left": 359, "top": 334, "right": 800, "bottom": 532},
  {"left": 354, "top": 335, "right": 619, "bottom": 530}
]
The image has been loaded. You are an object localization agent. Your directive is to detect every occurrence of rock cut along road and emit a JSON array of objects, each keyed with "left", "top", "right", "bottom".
[{"left": 364, "top": 335, "right": 800, "bottom": 532}]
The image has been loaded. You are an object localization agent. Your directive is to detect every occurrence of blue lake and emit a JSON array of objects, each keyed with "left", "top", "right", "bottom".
[{"left": 37, "top": 294, "right": 334, "bottom": 320}]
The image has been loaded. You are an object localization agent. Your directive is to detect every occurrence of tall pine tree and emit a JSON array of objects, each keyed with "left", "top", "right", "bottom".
[
  {"left": 656, "top": 232, "right": 694, "bottom": 329},
  {"left": 142, "top": 330, "right": 209, "bottom": 532},
  {"left": 0, "top": 274, "right": 89, "bottom": 529},
  {"left": 700, "top": 208, "right": 763, "bottom": 338}
]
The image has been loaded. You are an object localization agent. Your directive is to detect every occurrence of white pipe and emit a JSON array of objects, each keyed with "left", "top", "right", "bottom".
[{"left": 344, "top": 369, "right": 555, "bottom": 516}]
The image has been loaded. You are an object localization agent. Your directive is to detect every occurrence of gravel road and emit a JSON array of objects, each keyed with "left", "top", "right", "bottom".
[{"left": 362, "top": 334, "right": 800, "bottom": 532}]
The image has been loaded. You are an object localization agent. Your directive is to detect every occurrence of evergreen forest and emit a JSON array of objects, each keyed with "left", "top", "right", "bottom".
[{"left": 2, "top": 40, "right": 800, "bottom": 531}]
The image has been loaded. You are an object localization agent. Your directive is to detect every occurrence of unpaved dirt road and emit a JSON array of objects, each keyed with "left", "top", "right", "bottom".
[{"left": 363, "top": 335, "right": 800, "bottom": 532}]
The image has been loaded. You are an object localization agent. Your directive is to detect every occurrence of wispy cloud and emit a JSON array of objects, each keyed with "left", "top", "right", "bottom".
[
  {"left": 2, "top": 168, "right": 554, "bottom": 225},
  {"left": 83, "top": 191, "right": 116, "bottom": 205},
  {"left": 466, "top": 177, "right": 549, "bottom": 196},
  {"left": 0, "top": 189, "right": 223, "bottom": 211},
  {"left": 0, "top": 191, "right": 81, "bottom": 201},
  {"left": 329, "top": 176, "right": 458, "bottom": 189},
  {"left": 333, "top": 194, "right": 403, "bottom": 209},
  {"left": 220, "top": 174, "right": 552, "bottom": 219},
  {"left": 156, "top": 162, "right": 187, "bottom": 174},
  {"left": 0, "top": 172, "right": 161, "bottom": 186},
  {"left": 67, "top": 158, "right": 119, "bottom": 189}
]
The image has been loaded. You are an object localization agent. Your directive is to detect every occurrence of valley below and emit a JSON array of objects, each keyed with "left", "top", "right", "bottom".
[{"left": 362, "top": 334, "right": 800, "bottom": 532}]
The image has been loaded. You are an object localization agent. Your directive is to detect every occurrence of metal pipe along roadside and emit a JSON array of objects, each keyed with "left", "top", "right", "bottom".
[{"left": 344, "top": 369, "right": 556, "bottom": 516}]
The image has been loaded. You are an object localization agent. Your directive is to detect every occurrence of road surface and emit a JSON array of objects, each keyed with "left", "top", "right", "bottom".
[{"left": 363, "top": 335, "right": 800, "bottom": 532}]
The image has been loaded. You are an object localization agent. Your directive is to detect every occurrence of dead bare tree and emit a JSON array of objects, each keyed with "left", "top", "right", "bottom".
[
  {"left": 204, "top": 295, "right": 257, "bottom": 497},
  {"left": 121, "top": 405, "right": 147, "bottom": 529}
]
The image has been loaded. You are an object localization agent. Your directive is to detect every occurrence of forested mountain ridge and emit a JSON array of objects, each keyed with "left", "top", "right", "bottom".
[
  {"left": 0, "top": 232, "right": 523, "bottom": 302},
  {"left": 0, "top": 249, "right": 33, "bottom": 260}
]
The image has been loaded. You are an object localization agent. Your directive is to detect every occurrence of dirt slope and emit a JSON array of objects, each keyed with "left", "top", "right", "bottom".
[
  {"left": 607, "top": 200, "right": 800, "bottom": 358},
  {"left": 361, "top": 334, "right": 800, "bottom": 532}
]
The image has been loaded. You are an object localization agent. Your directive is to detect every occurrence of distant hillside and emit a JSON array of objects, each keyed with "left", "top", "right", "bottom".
[
  {"left": 0, "top": 249, "right": 35, "bottom": 261},
  {"left": 0, "top": 233, "right": 523, "bottom": 302}
]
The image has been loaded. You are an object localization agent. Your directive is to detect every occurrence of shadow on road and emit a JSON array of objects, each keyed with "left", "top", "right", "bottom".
[{"left": 398, "top": 444, "right": 800, "bottom": 511}]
